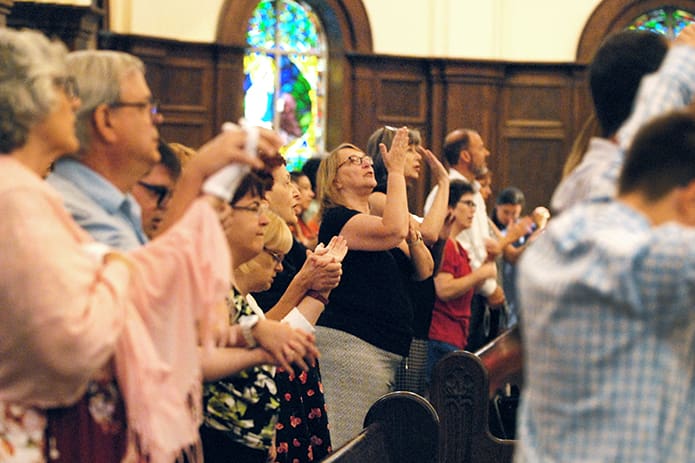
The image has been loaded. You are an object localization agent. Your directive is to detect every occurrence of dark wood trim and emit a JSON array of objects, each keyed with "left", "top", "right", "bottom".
[
  {"left": 576, "top": 0, "right": 695, "bottom": 63},
  {"left": 7, "top": 1, "right": 106, "bottom": 50}
]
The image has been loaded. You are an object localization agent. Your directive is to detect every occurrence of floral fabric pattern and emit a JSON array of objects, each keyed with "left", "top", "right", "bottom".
[
  {"left": 0, "top": 403, "right": 46, "bottom": 463},
  {"left": 202, "top": 289, "right": 280, "bottom": 451},
  {"left": 273, "top": 362, "right": 331, "bottom": 463}
]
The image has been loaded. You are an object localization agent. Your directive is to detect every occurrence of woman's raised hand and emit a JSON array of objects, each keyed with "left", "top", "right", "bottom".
[
  {"left": 192, "top": 126, "right": 284, "bottom": 179},
  {"left": 421, "top": 147, "right": 449, "bottom": 185},
  {"left": 380, "top": 126, "right": 409, "bottom": 175}
]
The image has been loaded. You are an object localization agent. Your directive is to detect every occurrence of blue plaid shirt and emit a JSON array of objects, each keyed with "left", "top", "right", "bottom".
[
  {"left": 515, "top": 44, "right": 695, "bottom": 462},
  {"left": 515, "top": 201, "right": 695, "bottom": 462}
]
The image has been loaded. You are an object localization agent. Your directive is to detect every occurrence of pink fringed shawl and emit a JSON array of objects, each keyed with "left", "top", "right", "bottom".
[
  {"left": 0, "top": 156, "right": 229, "bottom": 463},
  {"left": 116, "top": 199, "right": 230, "bottom": 463}
]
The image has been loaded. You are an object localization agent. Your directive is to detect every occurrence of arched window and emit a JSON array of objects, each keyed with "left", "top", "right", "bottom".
[
  {"left": 628, "top": 7, "right": 695, "bottom": 38},
  {"left": 244, "top": 0, "right": 327, "bottom": 170}
]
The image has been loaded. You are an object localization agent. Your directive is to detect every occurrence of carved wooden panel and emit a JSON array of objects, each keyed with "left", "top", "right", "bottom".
[
  {"left": 430, "top": 352, "right": 515, "bottom": 463},
  {"left": 495, "top": 69, "right": 576, "bottom": 210},
  {"left": 378, "top": 78, "right": 426, "bottom": 122}
]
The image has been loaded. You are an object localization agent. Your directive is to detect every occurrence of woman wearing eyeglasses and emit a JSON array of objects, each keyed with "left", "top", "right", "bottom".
[
  {"left": 313, "top": 128, "right": 433, "bottom": 448},
  {"left": 201, "top": 200, "right": 343, "bottom": 463},
  {"left": 426, "top": 180, "right": 497, "bottom": 384},
  {"left": 364, "top": 126, "right": 450, "bottom": 396},
  {"left": 0, "top": 28, "right": 294, "bottom": 463}
]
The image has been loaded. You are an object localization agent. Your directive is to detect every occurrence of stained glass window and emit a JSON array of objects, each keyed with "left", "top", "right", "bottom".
[
  {"left": 244, "top": 0, "right": 327, "bottom": 171},
  {"left": 628, "top": 7, "right": 695, "bottom": 39}
]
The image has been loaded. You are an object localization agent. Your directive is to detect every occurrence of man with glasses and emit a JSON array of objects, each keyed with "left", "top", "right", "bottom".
[
  {"left": 132, "top": 140, "right": 181, "bottom": 238},
  {"left": 47, "top": 50, "right": 161, "bottom": 249},
  {"left": 43, "top": 49, "right": 165, "bottom": 461}
]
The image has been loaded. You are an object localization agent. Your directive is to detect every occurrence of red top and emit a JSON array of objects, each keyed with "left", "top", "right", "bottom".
[{"left": 428, "top": 238, "right": 474, "bottom": 349}]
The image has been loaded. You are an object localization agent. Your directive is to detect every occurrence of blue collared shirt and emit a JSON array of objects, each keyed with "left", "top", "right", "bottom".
[
  {"left": 515, "top": 201, "right": 695, "bottom": 463},
  {"left": 47, "top": 158, "right": 148, "bottom": 251}
]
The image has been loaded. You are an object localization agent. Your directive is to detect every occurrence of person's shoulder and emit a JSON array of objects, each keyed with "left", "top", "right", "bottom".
[{"left": 323, "top": 205, "right": 358, "bottom": 221}]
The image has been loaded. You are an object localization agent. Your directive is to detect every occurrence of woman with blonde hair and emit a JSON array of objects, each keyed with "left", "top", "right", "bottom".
[
  {"left": 203, "top": 206, "right": 345, "bottom": 463},
  {"left": 314, "top": 128, "right": 433, "bottom": 447}
]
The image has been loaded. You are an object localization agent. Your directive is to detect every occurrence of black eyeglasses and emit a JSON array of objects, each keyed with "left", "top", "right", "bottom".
[
  {"left": 264, "top": 247, "right": 284, "bottom": 265},
  {"left": 109, "top": 98, "right": 160, "bottom": 117},
  {"left": 230, "top": 201, "right": 269, "bottom": 216},
  {"left": 337, "top": 154, "right": 374, "bottom": 169},
  {"left": 137, "top": 181, "right": 172, "bottom": 208},
  {"left": 53, "top": 76, "right": 79, "bottom": 99}
]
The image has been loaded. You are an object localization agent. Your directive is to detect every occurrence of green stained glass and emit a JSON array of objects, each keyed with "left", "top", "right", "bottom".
[
  {"left": 628, "top": 8, "right": 695, "bottom": 40},
  {"left": 247, "top": 1, "right": 276, "bottom": 49},
  {"left": 277, "top": 1, "right": 324, "bottom": 53},
  {"left": 244, "top": 0, "right": 327, "bottom": 170}
]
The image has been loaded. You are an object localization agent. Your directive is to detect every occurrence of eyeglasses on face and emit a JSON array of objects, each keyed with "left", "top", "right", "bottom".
[
  {"left": 137, "top": 181, "right": 172, "bottom": 208},
  {"left": 458, "top": 199, "right": 477, "bottom": 208},
  {"left": 337, "top": 154, "right": 374, "bottom": 169},
  {"left": 109, "top": 98, "right": 160, "bottom": 117},
  {"left": 53, "top": 76, "right": 79, "bottom": 99},
  {"left": 230, "top": 201, "right": 269, "bottom": 216},
  {"left": 264, "top": 247, "right": 284, "bottom": 265}
]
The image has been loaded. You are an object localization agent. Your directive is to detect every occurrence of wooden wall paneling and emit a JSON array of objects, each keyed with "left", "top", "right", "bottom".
[
  {"left": 440, "top": 62, "right": 504, "bottom": 159},
  {"left": 349, "top": 54, "right": 432, "bottom": 213},
  {"left": 497, "top": 68, "right": 572, "bottom": 212},
  {"left": 8, "top": 1, "right": 105, "bottom": 49},
  {"left": 348, "top": 59, "right": 379, "bottom": 149},
  {"left": 213, "top": 45, "right": 246, "bottom": 135}
]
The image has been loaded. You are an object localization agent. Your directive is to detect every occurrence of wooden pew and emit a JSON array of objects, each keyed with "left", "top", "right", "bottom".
[
  {"left": 429, "top": 326, "right": 523, "bottom": 463},
  {"left": 320, "top": 391, "right": 439, "bottom": 463}
]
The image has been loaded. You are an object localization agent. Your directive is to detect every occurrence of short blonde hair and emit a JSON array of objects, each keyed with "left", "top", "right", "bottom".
[
  {"left": 316, "top": 143, "right": 361, "bottom": 217},
  {"left": 236, "top": 210, "right": 293, "bottom": 276}
]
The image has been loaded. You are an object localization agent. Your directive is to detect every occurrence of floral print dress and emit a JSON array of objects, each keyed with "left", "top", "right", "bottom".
[
  {"left": 202, "top": 288, "right": 279, "bottom": 451},
  {"left": 0, "top": 404, "right": 46, "bottom": 463},
  {"left": 273, "top": 363, "right": 332, "bottom": 463}
]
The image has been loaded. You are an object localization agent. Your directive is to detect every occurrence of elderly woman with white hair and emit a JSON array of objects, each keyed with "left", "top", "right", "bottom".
[{"left": 0, "top": 28, "right": 304, "bottom": 463}]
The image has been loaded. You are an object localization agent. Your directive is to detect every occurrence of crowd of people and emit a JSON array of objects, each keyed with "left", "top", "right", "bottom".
[{"left": 2, "top": 18, "right": 694, "bottom": 463}]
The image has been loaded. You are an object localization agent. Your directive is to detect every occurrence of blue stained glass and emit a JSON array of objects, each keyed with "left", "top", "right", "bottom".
[
  {"left": 244, "top": 0, "right": 327, "bottom": 170},
  {"left": 277, "top": 1, "right": 323, "bottom": 53},
  {"left": 247, "top": 1, "right": 276, "bottom": 49},
  {"left": 628, "top": 8, "right": 695, "bottom": 40}
]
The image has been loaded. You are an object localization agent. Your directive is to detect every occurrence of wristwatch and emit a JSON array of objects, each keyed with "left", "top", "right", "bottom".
[{"left": 239, "top": 314, "right": 260, "bottom": 348}]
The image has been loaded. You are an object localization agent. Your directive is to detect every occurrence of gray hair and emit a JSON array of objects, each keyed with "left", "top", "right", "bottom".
[
  {"left": 0, "top": 28, "right": 68, "bottom": 154},
  {"left": 66, "top": 50, "right": 145, "bottom": 156}
]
